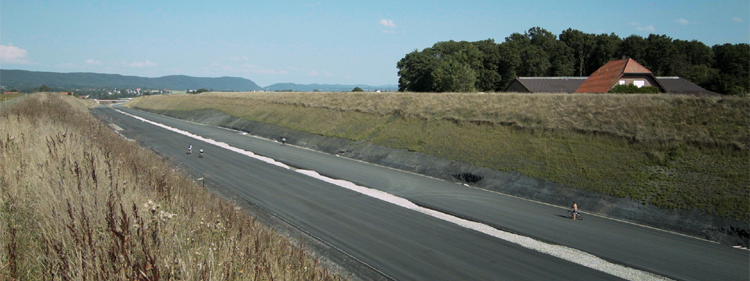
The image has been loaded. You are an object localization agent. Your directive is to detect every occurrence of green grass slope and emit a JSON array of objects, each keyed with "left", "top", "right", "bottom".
[{"left": 128, "top": 92, "right": 750, "bottom": 222}]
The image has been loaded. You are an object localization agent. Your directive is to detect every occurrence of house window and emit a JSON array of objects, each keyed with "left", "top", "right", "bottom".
[
  {"left": 634, "top": 80, "right": 645, "bottom": 88},
  {"left": 619, "top": 80, "right": 626, "bottom": 85}
]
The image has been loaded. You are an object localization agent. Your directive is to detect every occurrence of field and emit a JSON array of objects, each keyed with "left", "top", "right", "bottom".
[
  {"left": 127, "top": 92, "right": 750, "bottom": 221},
  {"left": 0, "top": 94, "right": 24, "bottom": 103},
  {"left": 0, "top": 93, "right": 345, "bottom": 280}
]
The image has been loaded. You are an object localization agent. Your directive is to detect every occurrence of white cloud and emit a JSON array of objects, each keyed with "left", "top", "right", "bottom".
[
  {"left": 0, "top": 45, "right": 29, "bottom": 64},
  {"left": 379, "top": 19, "right": 396, "bottom": 28},
  {"left": 638, "top": 25, "right": 656, "bottom": 32},
  {"left": 732, "top": 17, "right": 743, "bottom": 22},
  {"left": 677, "top": 18, "right": 689, "bottom": 25},
  {"left": 230, "top": 56, "right": 249, "bottom": 61},
  {"left": 128, "top": 60, "right": 158, "bottom": 67},
  {"left": 382, "top": 30, "right": 397, "bottom": 34},
  {"left": 85, "top": 59, "right": 102, "bottom": 66},
  {"left": 630, "top": 22, "right": 655, "bottom": 32}
]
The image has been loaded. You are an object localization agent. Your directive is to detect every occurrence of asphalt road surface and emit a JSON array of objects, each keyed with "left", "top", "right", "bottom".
[{"left": 94, "top": 105, "right": 748, "bottom": 281}]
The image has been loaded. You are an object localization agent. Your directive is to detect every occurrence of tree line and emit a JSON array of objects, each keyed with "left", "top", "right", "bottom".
[{"left": 397, "top": 27, "right": 749, "bottom": 95}]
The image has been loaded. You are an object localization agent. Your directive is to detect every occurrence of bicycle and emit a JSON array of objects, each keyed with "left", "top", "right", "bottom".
[{"left": 567, "top": 209, "right": 583, "bottom": 220}]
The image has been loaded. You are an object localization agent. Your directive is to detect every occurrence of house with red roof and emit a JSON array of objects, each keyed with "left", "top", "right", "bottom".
[
  {"left": 575, "top": 58, "right": 667, "bottom": 93},
  {"left": 503, "top": 58, "right": 720, "bottom": 96}
]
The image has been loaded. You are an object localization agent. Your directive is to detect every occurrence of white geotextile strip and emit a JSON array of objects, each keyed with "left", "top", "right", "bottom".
[{"left": 115, "top": 108, "right": 672, "bottom": 281}]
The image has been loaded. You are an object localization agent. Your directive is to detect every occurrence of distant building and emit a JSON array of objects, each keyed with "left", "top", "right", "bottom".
[
  {"left": 3, "top": 91, "right": 19, "bottom": 94},
  {"left": 653, "top": 77, "right": 720, "bottom": 96},
  {"left": 505, "top": 77, "right": 587, "bottom": 93},
  {"left": 504, "top": 58, "right": 720, "bottom": 96},
  {"left": 575, "top": 58, "right": 666, "bottom": 93}
]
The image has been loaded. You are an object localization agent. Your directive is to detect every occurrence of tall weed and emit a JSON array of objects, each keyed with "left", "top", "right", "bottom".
[{"left": 0, "top": 93, "right": 344, "bottom": 280}]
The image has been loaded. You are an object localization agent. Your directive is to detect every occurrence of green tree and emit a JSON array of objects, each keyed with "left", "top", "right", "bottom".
[
  {"left": 496, "top": 42, "right": 522, "bottom": 89},
  {"left": 706, "top": 43, "right": 750, "bottom": 95},
  {"left": 505, "top": 32, "right": 550, "bottom": 77},
  {"left": 472, "top": 39, "right": 504, "bottom": 91},
  {"left": 669, "top": 39, "right": 714, "bottom": 86},
  {"left": 430, "top": 58, "right": 476, "bottom": 92},
  {"left": 352, "top": 87, "right": 364, "bottom": 92},
  {"left": 527, "top": 27, "right": 557, "bottom": 51},
  {"left": 526, "top": 27, "right": 574, "bottom": 76},
  {"left": 547, "top": 41, "right": 575, "bottom": 76},
  {"left": 618, "top": 35, "right": 648, "bottom": 64},
  {"left": 39, "top": 85, "right": 50, "bottom": 92},
  {"left": 560, "top": 28, "right": 596, "bottom": 76},
  {"left": 644, "top": 34, "right": 677, "bottom": 76},
  {"left": 674, "top": 39, "right": 714, "bottom": 66},
  {"left": 521, "top": 45, "right": 551, "bottom": 76},
  {"left": 587, "top": 33, "right": 622, "bottom": 75},
  {"left": 397, "top": 49, "right": 438, "bottom": 92}
]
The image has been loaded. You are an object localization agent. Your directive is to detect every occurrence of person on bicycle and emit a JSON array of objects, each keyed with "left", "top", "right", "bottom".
[
  {"left": 188, "top": 144, "right": 193, "bottom": 154},
  {"left": 199, "top": 148, "right": 204, "bottom": 157},
  {"left": 281, "top": 137, "right": 287, "bottom": 145},
  {"left": 571, "top": 201, "right": 578, "bottom": 220}
]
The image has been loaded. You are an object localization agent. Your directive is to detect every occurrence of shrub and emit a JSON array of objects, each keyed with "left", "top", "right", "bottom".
[{"left": 609, "top": 84, "right": 661, "bottom": 94}]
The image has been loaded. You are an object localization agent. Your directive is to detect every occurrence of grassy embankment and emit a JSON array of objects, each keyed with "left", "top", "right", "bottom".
[
  {"left": 0, "top": 94, "right": 23, "bottom": 103},
  {"left": 128, "top": 92, "right": 749, "bottom": 222},
  {"left": 0, "top": 94, "right": 23, "bottom": 102},
  {"left": 0, "top": 93, "right": 345, "bottom": 280}
]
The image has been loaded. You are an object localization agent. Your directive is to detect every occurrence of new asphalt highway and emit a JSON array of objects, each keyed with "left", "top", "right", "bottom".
[{"left": 94, "top": 105, "right": 748, "bottom": 281}]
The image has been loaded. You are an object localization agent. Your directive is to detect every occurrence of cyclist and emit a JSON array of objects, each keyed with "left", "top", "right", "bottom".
[
  {"left": 188, "top": 144, "right": 193, "bottom": 154},
  {"left": 571, "top": 201, "right": 578, "bottom": 220},
  {"left": 199, "top": 148, "right": 204, "bottom": 158},
  {"left": 281, "top": 137, "right": 287, "bottom": 146}
]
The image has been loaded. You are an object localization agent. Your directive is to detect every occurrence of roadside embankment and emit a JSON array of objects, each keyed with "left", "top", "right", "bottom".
[
  {"left": 127, "top": 92, "right": 749, "bottom": 247},
  {"left": 0, "top": 93, "right": 346, "bottom": 280}
]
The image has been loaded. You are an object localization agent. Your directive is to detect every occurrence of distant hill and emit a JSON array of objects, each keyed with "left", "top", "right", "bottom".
[
  {"left": 0, "top": 69, "right": 262, "bottom": 91},
  {"left": 263, "top": 83, "right": 398, "bottom": 92}
]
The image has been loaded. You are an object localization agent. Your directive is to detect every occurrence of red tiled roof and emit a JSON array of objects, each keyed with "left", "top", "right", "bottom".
[
  {"left": 575, "top": 58, "right": 653, "bottom": 93},
  {"left": 623, "top": 59, "right": 651, "bottom": 74}
]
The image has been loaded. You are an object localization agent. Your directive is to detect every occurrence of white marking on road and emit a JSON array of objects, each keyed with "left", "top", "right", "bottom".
[{"left": 113, "top": 108, "right": 672, "bottom": 281}]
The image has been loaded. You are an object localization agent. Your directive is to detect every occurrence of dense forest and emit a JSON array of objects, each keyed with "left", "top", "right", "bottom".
[{"left": 397, "top": 27, "right": 750, "bottom": 95}]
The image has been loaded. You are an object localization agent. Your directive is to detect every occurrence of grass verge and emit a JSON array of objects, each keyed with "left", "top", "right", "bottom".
[
  {"left": 0, "top": 93, "right": 346, "bottom": 280},
  {"left": 127, "top": 92, "right": 749, "bottom": 222}
]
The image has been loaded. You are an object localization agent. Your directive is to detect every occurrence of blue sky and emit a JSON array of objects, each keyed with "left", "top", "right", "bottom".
[{"left": 1, "top": 0, "right": 748, "bottom": 87}]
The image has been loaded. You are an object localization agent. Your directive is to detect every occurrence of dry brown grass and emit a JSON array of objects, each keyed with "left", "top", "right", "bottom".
[
  {"left": 0, "top": 93, "right": 346, "bottom": 280},
  {"left": 131, "top": 92, "right": 750, "bottom": 148}
]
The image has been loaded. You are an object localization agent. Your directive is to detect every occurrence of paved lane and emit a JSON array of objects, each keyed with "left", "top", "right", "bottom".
[{"left": 95, "top": 106, "right": 748, "bottom": 281}]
